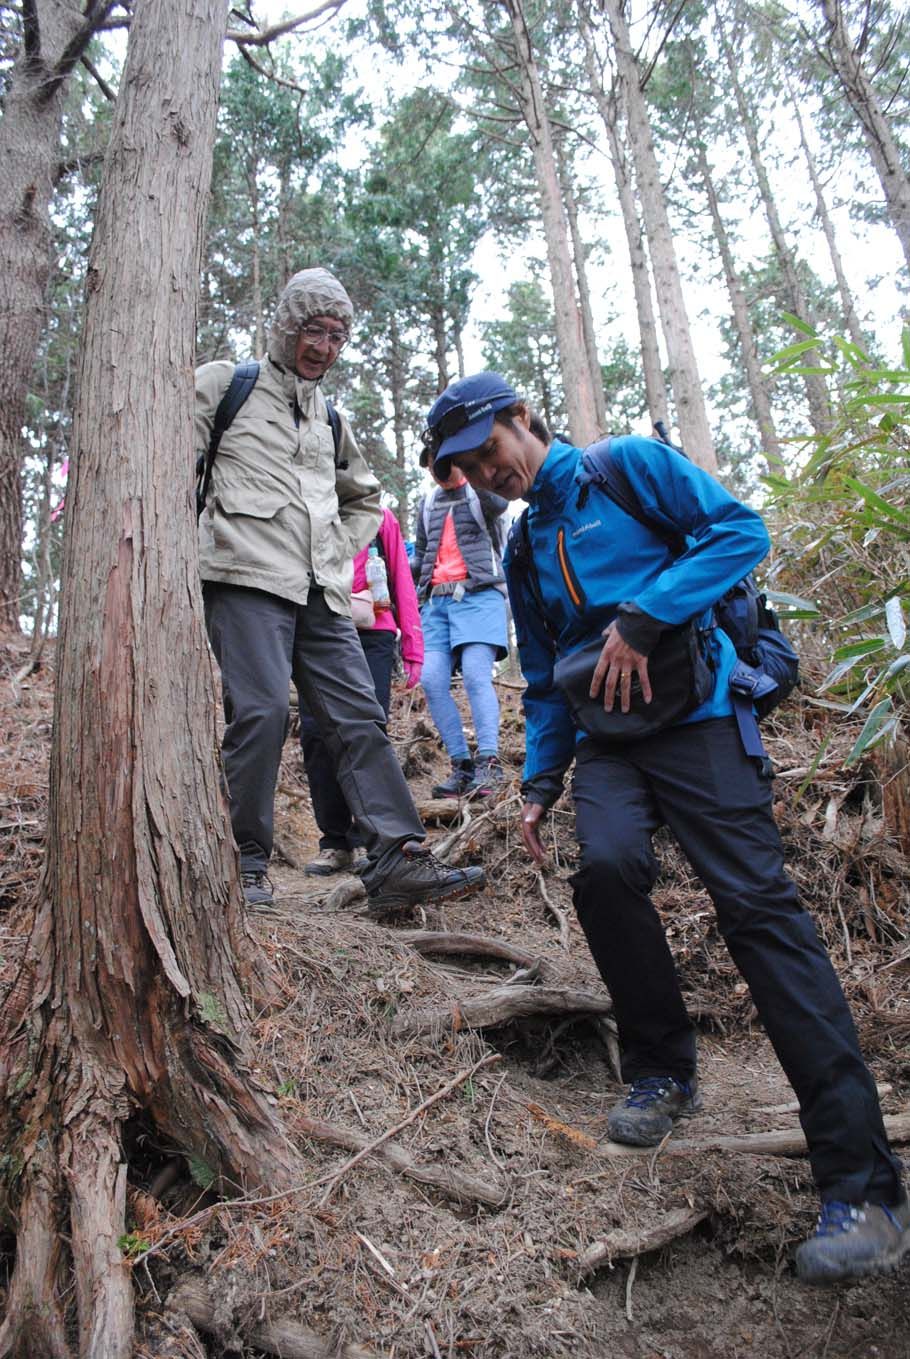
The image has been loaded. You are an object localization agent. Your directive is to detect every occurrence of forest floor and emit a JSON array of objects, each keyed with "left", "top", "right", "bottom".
[{"left": 1, "top": 634, "right": 909, "bottom": 1359}]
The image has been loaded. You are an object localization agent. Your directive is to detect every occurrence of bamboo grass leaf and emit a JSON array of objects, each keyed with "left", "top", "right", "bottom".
[
  {"left": 844, "top": 700, "right": 897, "bottom": 768},
  {"left": 885, "top": 598, "right": 906, "bottom": 651}
]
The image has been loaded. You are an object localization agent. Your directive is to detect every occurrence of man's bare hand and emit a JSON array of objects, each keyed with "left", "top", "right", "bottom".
[
  {"left": 520, "top": 801, "right": 547, "bottom": 865},
  {"left": 589, "top": 622, "right": 651, "bottom": 713}
]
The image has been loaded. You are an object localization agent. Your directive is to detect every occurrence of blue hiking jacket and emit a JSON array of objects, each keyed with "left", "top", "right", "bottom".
[{"left": 505, "top": 436, "right": 771, "bottom": 807}]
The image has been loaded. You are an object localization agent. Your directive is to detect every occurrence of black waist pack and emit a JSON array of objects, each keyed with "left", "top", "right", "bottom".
[{"left": 553, "top": 622, "right": 714, "bottom": 742}]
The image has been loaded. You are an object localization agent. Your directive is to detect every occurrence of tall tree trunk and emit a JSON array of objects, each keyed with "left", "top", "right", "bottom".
[
  {"left": 787, "top": 75, "right": 866, "bottom": 351},
  {"left": 388, "top": 311, "right": 410, "bottom": 531},
  {"left": 247, "top": 165, "right": 265, "bottom": 355},
  {"left": 430, "top": 291, "right": 449, "bottom": 391},
  {"left": 0, "top": 0, "right": 113, "bottom": 632},
  {"left": 557, "top": 142, "right": 608, "bottom": 432},
  {"left": 602, "top": 0, "right": 717, "bottom": 470},
  {"left": 696, "top": 144, "right": 784, "bottom": 473},
  {"left": 579, "top": 14, "right": 668, "bottom": 426},
  {"left": 716, "top": 19, "right": 831, "bottom": 435},
  {"left": 453, "top": 321, "right": 466, "bottom": 380},
  {"left": 819, "top": 0, "right": 910, "bottom": 272},
  {"left": 502, "top": 0, "right": 598, "bottom": 445},
  {"left": 0, "top": 0, "right": 300, "bottom": 1352}
]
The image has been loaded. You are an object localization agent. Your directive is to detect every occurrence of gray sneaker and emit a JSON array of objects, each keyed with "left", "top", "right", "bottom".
[
  {"left": 367, "top": 841, "right": 485, "bottom": 912},
  {"left": 241, "top": 869, "right": 274, "bottom": 906},
  {"left": 607, "top": 1076, "right": 702, "bottom": 1147},
  {"left": 304, "top": 847, "right": 354, "bottom": 877},
  {"left": 468, "top": 754, "right": 505, "bottom": 797},
  {"left": 432, "top": 758, "right": 475, "bottom": 799},
  {"left": 796, "top": 1194, "right": 910, "bottom": 1285}
]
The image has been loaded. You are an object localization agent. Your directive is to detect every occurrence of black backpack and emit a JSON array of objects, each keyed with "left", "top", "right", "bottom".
[
  {"left": 508, "top": 433, "right": 799, "bottom": 758},
  {"left": 195, "top": 360, "right": 343, "bottom": 520}
]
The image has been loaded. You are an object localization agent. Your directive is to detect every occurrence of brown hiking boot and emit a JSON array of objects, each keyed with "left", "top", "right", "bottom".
[{"left": 367, "top": 841, "right": 484, "bottom": 912}]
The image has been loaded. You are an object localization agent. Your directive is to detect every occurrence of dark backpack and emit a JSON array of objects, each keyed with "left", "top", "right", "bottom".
[
  {"left": 195, "top": 360, "right": 343, "bottom": 520},
  {"left": 508, "top": 434, "right": 799, "bottom": 757}
]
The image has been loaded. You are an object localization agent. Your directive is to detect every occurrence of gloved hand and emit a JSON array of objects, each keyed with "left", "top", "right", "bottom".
[{"left": 403, "top": 660, "right": 422, "bottom": 690}]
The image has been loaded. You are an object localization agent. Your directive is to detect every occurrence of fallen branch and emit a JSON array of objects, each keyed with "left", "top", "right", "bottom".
[
  {"left": 595, "top": 1109, "right": 910, "bottom": 1160},
  {"left": 576, "top": 1206, "right": 709, "bottom": 1276},
  {"left": 535, "top": 869, "right": 570, "bottom": 950},
  {"left": 755, "top": 1083, "right": 891, "bottom": 1116},
  {"left": 315, "top": 1052, "right": 502, "bottom": 1205},
  {"left": 293, "top": 1112, "right": 506, "bottom": 1207},
  {"left": 413, "top": 797, "right": 463, "bottom": 825},
  {"left": 171, "top": 1280, "right": 377, "bottom": 1359},
  {"left": 390, "top": 984, "right": 612, "bottom": 1039}
]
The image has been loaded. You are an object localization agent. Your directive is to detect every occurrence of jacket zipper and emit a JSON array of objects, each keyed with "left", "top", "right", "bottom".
[{"left": 556, "top": 528, "right": 587, "bottom": 611}]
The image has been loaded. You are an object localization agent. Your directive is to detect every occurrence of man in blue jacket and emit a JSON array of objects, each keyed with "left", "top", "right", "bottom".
[{"left": 421, "top": 371, "right": 908, "bottom": 1286}]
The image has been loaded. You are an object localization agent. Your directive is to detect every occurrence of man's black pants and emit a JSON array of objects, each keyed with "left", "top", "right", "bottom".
[
  {"left": 299, "top": 629, "right": 396, "bottom": 851},
  {"left": 203, "top": 583, "right": 424, "bottom": 890},
  {"left": 571, "top": 717, "right": 902, "bottom": 1206}
]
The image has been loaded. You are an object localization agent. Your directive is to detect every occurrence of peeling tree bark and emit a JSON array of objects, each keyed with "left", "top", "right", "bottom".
[
  {"left": 0, "top": 0, "right": 302, "bottom": 1352},
  {"left": 0, "top": 0, "right": 116, "bottom": 631}
]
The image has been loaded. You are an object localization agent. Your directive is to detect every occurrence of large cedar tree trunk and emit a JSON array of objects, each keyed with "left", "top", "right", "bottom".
[
  {"left": 602, "top": 0, "right": 717, "bottom": 471},
  {"left": 0, "top": 0, "right": 115, "bottom": 632},
  {"left": 0, "top": 0, "right": 299, "bottom": 1353},
  {"left": 502, "top": 0, "right": 599, "bottom": 445}
]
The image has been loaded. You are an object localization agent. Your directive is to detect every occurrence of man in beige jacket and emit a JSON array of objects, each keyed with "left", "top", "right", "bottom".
[{"left": 196, "top": 268, "right": 483, "bottom": 910}]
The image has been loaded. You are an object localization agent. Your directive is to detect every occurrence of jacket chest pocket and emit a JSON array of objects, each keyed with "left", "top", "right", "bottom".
[{"left": 555, "top": 527, "right": 587, "bottom": 612}]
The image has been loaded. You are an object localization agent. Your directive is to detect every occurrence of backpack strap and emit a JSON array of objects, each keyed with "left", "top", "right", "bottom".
[
  {"left": 506, "top": 509, "right": 557, "bottom": 648},
  {"left": 325, "top": 398, "right": 346, "bottom": 470},
  {"left": 196, "top": 360, "right": 260, "bottom": 520},
  {"left": 579, "top": 437, "right": 687, "bottom": 556}
]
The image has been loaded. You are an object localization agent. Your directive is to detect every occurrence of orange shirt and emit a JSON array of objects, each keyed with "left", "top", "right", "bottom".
[{"left": 430, "top": 509, "right": 469, "bottom": 585}]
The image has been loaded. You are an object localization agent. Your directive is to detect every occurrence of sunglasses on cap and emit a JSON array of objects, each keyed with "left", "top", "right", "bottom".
[{"left": 419, "top": 391, "right": 515, "bottom": 465}]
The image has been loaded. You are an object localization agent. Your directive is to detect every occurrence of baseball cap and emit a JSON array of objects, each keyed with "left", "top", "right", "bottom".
[{"left": 421, "top": 372, "right": 518, "bottom": 477}]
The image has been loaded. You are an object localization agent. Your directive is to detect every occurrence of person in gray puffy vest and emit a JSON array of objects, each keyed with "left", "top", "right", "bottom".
[{"left": 412, "top": 444, "right": 509, "bottom": 798}]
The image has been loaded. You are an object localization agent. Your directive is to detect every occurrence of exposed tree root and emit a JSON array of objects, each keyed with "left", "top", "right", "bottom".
[
  {"left": 294, "top": 1111, "right": 506, "bottom": 1207},
  {"left": 170, "top": 1280, "right": 379, "bottom": 1359},
  {"left": 534, "top": 868, "right": 570, "bottom": 950},
  {"left": 397, "top": 928, "right": 554, "bottom": 977},
  {"left": 390, "top": 983, "right": 612, "bottom": 1039},
  {"left": 576, "top": 1206, "right": 710, "bottom": 1276},
  {"left": 0, "top": 1150, "right": 70, "bottom": 1359}
]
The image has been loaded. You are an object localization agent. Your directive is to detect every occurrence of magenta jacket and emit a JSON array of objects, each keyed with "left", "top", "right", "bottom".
[{"left": 352, "top": 508, "right": 424, "bottom": 671}]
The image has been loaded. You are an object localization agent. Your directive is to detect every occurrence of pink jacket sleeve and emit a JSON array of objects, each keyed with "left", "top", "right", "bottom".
[{"left": 379, "top": 509, "right": 424, "bottom": 668}]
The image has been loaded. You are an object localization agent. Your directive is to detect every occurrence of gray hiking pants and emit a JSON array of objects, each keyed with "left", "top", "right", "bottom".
[{"left": 203, "top": 583, "right": 424, "bottom": 889}]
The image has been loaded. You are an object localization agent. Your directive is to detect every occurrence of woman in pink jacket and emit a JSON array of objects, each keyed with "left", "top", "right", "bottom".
[{"left": 301, "top": 508, "right": 424, "bottom": 875}]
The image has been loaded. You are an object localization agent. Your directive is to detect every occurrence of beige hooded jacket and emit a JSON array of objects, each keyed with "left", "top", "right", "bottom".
[{"left": 195, "top": 268, "right": 382, "bottom": 614}]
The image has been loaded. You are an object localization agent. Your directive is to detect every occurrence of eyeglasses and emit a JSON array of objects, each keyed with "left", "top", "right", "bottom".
[{"left": 299, "top": 323, "right": 349, "bottom": 349}]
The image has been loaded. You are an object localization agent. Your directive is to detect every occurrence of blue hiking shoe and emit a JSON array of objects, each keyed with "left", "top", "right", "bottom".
[
  {"left": 795, "top": 1195, "right": 910, "bottom": 1285},
  {"left": 607, "top": 1075, "right": 702, "bottom": 1146}
]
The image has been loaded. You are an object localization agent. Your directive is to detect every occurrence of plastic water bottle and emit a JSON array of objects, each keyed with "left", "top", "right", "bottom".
[{"left": 365, "top": 544, "right": 391, "bottom": 611}]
